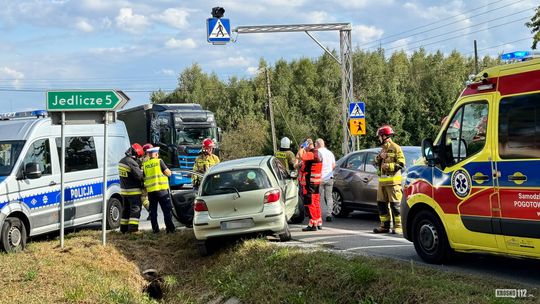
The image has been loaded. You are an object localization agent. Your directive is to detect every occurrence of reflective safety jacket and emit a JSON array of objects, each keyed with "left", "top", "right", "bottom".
[
  {"left": 299, "top": 150, "right": 323, "bottom": 193},
  {"left": 376, "top": 139, "right": 405, "bottom": 186},
  {"left": 275, "top": 150, "right": 295, "bottom": 172},
  {"left": 118, "top": 156, "right": 143, "bottom": 196},
  {"left": 143, "top": 158, "right": 169, "bottom": 193},
  {"left": 192, "top": 153, "right": 220, "bottom": 187}
]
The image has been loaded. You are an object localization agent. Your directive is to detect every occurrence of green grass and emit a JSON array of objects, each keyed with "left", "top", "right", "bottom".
[{"left": 0, "top": 230, "right": 537, "bottom": 304}]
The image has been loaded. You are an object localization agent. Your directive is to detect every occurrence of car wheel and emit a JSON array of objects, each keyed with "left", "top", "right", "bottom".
[
  {"left": 288, "top": 197, "right": 306, "bottom": 224},
  {"left": 278, "top": 222, "right": 292, "bottom": 242},
  {"left": 332, "top": 190, "right": 350, "bottom": 218},
  {"left": 0, "top": 217, "right": 27, "bottom": 252},
  {"left": 106, "top": 197, "right": 122, "bottom": 230},
  {"left": 197, "top": 240, "right": 210, "bottom": 257},
  {"left": 412, "top": 210, "right": 452, "bottom": 264}
]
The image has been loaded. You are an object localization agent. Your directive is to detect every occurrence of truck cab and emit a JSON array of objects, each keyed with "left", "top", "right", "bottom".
[
  {"left": 119, "top": 104, "right": 220, "bottom": 188},
  {"left": 402, "top": 51, "right": 540, "bottom": 263}
]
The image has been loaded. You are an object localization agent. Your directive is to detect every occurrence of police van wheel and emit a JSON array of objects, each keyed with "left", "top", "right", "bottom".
[
  {"left": 412, "top": 210, "right": 452, "bottom": 264},
  {"left": 0, "top": 217, "right": 27, "bottom": 252},
  {"left": 106, "top": 198, "right": 122, "bottom": 230}
]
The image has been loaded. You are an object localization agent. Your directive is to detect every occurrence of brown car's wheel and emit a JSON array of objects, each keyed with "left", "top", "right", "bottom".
[{"left": 332, "top": 190, "right": 350, "bottom": 218}]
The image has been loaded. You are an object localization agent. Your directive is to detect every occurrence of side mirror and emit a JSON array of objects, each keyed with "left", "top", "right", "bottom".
[
  {"left": 289, "top": 170, "right": 298, "bottom": 179},
  {"left": 24, "top": 162, "right": 42, "bottom": 179},
  {"left": 421, "top": 138, "right": 436, "bottom": 166},
  {"left": 217, "top": 127, "right": 222, "bottom": 142}
]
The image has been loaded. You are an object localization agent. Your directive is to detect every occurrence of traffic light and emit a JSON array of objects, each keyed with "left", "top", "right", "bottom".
[{"left": 211, "top": 7, "right": 225, "bottom": 19}]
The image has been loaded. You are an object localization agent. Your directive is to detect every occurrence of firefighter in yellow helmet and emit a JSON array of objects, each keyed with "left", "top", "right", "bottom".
[
  {"left": 275, "top": 137, "right": 296, "bottom": 173},
  {"left": 192, "top": 138, "right": 220, "bottom": 189},
  {"left": 374, "top": 125, "right": 406, "bottom": 234}
]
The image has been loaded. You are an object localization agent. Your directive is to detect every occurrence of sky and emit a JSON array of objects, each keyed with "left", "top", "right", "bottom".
[{"left": 0, "top": 0, "right": 537, "bottom": 112}]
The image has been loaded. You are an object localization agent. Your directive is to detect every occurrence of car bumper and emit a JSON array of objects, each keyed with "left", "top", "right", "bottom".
[{"left": 193, "top": 202, "right": 286, "bottom": 240}]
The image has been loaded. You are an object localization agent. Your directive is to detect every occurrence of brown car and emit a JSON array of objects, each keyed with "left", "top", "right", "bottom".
[{"left": 331, "top": 146, "right": 421, "bottom": 217}]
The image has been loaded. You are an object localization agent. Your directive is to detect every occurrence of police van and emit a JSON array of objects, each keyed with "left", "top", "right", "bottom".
[
  {"left": 0, "top": 110, "right": 129, "bottom": 251},
  {"left": 403, "top": 51, "right": 540, "bottom": 263}
]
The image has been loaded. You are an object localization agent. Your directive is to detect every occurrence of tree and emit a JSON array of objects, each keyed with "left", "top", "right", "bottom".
[{"left": 526, "top": 5, "right": 540, "bottom": 49}]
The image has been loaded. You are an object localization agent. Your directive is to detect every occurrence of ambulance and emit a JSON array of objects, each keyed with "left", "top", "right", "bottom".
[
  {"left": 0, "top": 110, "right": 129, "bottom": 251},
  {"left": 402, "top": 51, "right": 540, "bottom": 263}
]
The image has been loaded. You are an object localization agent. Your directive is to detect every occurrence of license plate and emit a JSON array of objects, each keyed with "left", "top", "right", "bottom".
[{"left": 220, "top": 219, "right": 255, "bottom": 230}]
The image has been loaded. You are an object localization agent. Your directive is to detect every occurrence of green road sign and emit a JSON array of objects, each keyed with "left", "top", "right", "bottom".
[{"left": 47, "top": 90, "right": 129, "bottom": 111}]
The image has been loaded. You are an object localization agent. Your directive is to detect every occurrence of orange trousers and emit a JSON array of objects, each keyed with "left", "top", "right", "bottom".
[{"left": 303, "top": 192, "right": 322, "bottom": 227}]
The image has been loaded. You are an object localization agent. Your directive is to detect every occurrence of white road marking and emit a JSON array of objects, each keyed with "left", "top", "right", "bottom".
[
  {"left": 345, "top": 244, "right": 412, "bottom": 251},
  {"left": 307, "top": 226, "right": 412, "bottom": 244}
]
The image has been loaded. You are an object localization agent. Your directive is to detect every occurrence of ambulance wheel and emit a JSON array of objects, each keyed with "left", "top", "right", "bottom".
[
  {"left": 0, "top": 217, "right": 27, "bottom": 252},
  {"left": 106, "top": 197, "right": 122, "bottom": 230},
  {"left": 332, "top": 190, "right": 350, "bottom": 218},
  {"left": 412, "top": 210, "right": 452, "bottom": 264}
]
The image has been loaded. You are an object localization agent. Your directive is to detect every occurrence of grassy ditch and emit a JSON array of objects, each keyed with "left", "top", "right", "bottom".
[{"left": 0, "top": 229, "right": 537, "bottom": 304}]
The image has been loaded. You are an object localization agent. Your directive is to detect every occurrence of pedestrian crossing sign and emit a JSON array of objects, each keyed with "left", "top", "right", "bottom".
[
  {"left": 207, "top": 18, "right": 231, "bottom": 44},
  {"left": 349, "top": 102, "right": 365, "bottom": 118},
  {"left": 349, "top": 118, "right": 366, "bottom": 135}
]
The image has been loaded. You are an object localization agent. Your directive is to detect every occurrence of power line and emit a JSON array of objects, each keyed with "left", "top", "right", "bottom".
[
  {"left": 463, "top": 36, "right": 533, "bottom": 55},
  {"left": 363, "top": 0, "right": 527, "bottom": 49}
]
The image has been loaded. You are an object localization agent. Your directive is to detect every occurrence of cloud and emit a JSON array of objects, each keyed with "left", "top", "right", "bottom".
[
  {"left": 214, "top": 56, "right": 252, "bottom": 68},
  {"left": 158, "top": 69, "right": 176, "bottom": 76},
  {"left": 353, "top": 25, "right": 384, "bottom": 44},
  {"left": 152, "top": 8, "right": 190, "bottom": 29},
  {"left": 89, "top": 46, "right": 137, "bottom": 54},
  {"left": 165, "top": 38, "right": 197, "bottom": 49},
  {"left": 339, "top": 0, "right": 394, "bottom": 9},
  {"left": 246, "top": 66, "right": 260, "bottom": 75},
  {"left": 0, "top": 67, "right": 25, "bottom": 88},
  {"left": 75, "top": 19, "right": 94, "bottom": 32},
  {"left": 116, "top": 8, "right": 150, "bottom": 34},
  {"left": 309, "top": 11, "right": 330, "bottom": 24}
]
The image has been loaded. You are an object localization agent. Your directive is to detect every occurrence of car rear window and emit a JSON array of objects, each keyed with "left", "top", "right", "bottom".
[{"left": 202, "top": 168, "right": 271, "bottom": 195}]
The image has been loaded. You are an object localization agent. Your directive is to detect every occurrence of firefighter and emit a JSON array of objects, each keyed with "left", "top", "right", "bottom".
[
  {"left": 143, "top": 147, "right": 176, "bottom": 233},
  {"left": 192, "top": 138, "right": 220, "bottom": 189},
  {"left": 374, "top": 125, "right": 406, "bottom": 234},
  {"left": 118, "top": 143, "right": 145, "bottom": 233},
  {"left": 275, "top": 137, "right": 296, "bottom": 173},
  {"left": 299, "top": 139, "right": 323, "bottom": 231}
]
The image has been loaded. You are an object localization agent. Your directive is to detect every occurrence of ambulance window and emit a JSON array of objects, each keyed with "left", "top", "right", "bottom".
[
  {"left": 443, "top": 102, "right": 488, "bottom": 166},
  {"left": 499, "top": 93, "right": 540, "bottom": 159},
  {"left": 56, "top": 137, "right": 98, "bottom": 172},
  {"left": 22, "top": 139, "right": 51, "bottom": 175}
]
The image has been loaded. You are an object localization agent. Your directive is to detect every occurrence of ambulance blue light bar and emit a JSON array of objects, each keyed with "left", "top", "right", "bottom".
[
  {"left": 0, "top": 110, "right": 48, "bottom": 120},
  {"left": 501, "top": 51, "right": 540, "bottom": 62}
]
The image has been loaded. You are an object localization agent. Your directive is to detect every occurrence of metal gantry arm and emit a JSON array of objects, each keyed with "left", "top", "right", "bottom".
[{"left": 233, "top": 23, "right": 354, "bottom": 155}]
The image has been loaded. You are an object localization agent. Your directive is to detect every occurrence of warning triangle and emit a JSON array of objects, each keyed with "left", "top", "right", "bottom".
[
  {"left": 351, "top": 103, "right": 364, "bottom": 117},
  {"left": 209, "top": 19, "right": 230, "bottom": 38}
]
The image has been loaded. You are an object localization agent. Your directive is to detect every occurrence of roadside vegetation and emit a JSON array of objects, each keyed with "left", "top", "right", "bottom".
[{"left": 0, "top": 229, "right": 536, "bottom": 304}]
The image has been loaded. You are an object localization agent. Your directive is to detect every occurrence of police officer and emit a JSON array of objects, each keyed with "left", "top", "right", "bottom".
[
  {"left": 275, "top": 137, "right": 296, "bottom": 172},
  {"left": 118, "top": 143, "right": 144, "bottom": 233},
  {"left": 143, "top": 147, "right": 176, "bottom": 233},
  {"left": 192, "top": 138, "right": 220, "bottom": 189},
  {"left": 374, "top": 125, "right": 406, "bottom": 234}
]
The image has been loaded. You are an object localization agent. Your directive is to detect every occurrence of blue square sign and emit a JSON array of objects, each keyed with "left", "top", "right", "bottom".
[
  {"left": 349, "top": 102, "right": 365, "bottom": 118},
  {"left": 207, "top": 18, "right": 231, "bottom": 44}
]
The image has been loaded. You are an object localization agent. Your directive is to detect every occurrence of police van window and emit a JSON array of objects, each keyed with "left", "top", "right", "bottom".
[
  {"left": 0, "top": 141, "right": 24, "bottom": 177},
  {"left": 22, "top": 139, "right": 51, "bottom": 175},
  {"left": 56, "top": 137, "right": 98, "bottom": 172},
  {"left": 499, "top": 92, "right": 540, "bottom": 159},
  {"left": 443, "top": 102, "right": 488, "bottom": 166}
]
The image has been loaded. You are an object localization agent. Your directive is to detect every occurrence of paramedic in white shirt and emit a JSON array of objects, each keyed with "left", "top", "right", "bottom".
[{"left": 315, "top": 138, "right": 336, "bottom": 222}]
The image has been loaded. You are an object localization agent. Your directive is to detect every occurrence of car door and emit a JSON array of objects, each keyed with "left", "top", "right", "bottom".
[
  {"left": 337, "top": 152, "right": 365, "bottom": 205},
  {"left": 357, "top": 152, "right": 379, "bottom": 208},
  {"left": 496, "top": 92, "right": 540, "bottom": 254},
  {"left": 16, "top": 138, "right": 60, "bottom": 233},
  {"left": 434, "top": 98, "right": 498, "bottom": 249},
  {"left": 271, "top": 158, "right": 297, "bottom": 219}
]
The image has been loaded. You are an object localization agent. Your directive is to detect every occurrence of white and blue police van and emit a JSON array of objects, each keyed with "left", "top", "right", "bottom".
[{"left": 0, "top": 110, "right": 130, "bottom": 251}]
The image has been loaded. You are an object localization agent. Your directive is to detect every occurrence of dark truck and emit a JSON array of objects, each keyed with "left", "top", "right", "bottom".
[{"left": 118, "top": 103, "right": 220, "bottom": 188}]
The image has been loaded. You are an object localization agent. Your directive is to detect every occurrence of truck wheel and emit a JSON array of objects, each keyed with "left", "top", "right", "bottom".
[
  {"left": 332, "top": 190, "right": 350, "bottom": 218},
  {"left": 412, "top": 210, "right": 452, "bottom": 264},
  {"left": 106, "top": 197, "right": 122, "bottom": 230},
  {"left": 0, "top": 217, "right": 27, "bottom": 252},
  {"left": 289, "top": 197, "right": 306, "bottom": 224}
]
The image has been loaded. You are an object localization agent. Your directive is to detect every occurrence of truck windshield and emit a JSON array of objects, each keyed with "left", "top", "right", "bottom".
[
  {"left": 175, "top": 128, "right": 216, "bottom": 145},
  {"left": 0, "top": 141, "right": 25, "bottom": 177}
]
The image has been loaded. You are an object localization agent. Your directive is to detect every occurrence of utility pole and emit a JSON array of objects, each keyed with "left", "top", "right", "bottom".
[
  {"left": 474, "top": 40, "right": 479, "bottom": 74},
  {"left": 265, "top": 67, "right": 277, "bottom": 153}
]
